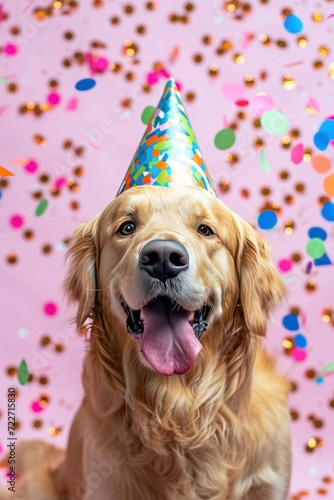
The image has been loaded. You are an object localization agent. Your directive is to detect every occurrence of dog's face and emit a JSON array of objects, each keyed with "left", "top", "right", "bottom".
[{"left": 65, "top": 186, "right": 285, "bottom": 376}]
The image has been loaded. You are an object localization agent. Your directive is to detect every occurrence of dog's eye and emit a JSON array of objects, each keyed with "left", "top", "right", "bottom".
[
  {"left": 118, "top": 221, "right": 136, "bottom": 236},
  {"left": 198, "top": 224, "right": 214, "bottom": 237}
]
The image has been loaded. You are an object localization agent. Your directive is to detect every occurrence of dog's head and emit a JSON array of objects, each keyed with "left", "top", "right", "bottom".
[{"left": 65, "top": 186, "right": 284, "bottom": 376}]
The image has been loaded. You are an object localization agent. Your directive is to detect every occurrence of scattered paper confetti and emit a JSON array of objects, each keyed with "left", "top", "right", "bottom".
[
  {"left": 18, "top": 359, "right": 29, "bottom": 386},
  {"left": 321, "top": 201, "right": 334, "bottom": 221},
  {"left": 214, "top": 128, "right": 236, "bottom": 150},
  {"left": 291, "top": 143, "right": 304, "bottom": 164},
  {"left": 283, "top": 313, "right": 299, "bottom": 331},
  {"left": 284, "top": 14, "right": 303, "bottom": 34},
  {"left": 323, "top": 173, "right": 334, "bottom": 196},
  {"left": 308, "top": 227, "right": 327, "bottom": 240},
  {"left": 260, "top": 149, "right": 270, "bottom": 173},
  {"left": 311, "top": 155, "right": 331, "bottom": 173},
  {"left": 141, "top": 105, "right": 155, "bottom": 125},
  {"left": 35, "top": 199, "right": 48, "bottom": 217},
  {"left": 258, "top": 210, "right": 277, "bottom": 230},
  {"left": 306, "top": 238, "right": 326, "bottom": 259},
  {"left": 221, "top": 82, "right": 246, "bottom": 102},
  {"left": 0, "top": 165, "right": 15, "bottom": 176},
  {"left": 260, "top": 110, "right": 289, "bottom": 136},
  {"left": 75, "top": 78, "right": 96, "bottom": 91}
]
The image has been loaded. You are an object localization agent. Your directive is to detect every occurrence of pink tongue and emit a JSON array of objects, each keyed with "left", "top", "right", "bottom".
[{"left": 141, "top": 297, "right": 202, "bottom": 376}]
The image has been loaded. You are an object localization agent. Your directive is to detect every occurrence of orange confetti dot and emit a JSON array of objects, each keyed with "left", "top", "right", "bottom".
[
  {"left": 323, "top": 173, "right": 334, "bottom": 196},
  {"left": 311, "top": 155, "right": 331, "bottom": 173}
]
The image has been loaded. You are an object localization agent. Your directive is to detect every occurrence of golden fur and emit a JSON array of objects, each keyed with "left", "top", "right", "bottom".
[{"left": 1, "top": 186, "right": 291, "bottom": 499}]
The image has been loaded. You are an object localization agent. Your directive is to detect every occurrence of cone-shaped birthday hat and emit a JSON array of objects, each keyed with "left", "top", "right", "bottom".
[{"left": 117, "top": 78, "right": 216, "bottom": 196}]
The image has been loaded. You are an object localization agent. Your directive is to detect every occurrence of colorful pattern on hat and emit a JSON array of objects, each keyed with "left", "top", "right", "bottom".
[{"left": 117, "top": 78, "right": 216, "bottom": 196}]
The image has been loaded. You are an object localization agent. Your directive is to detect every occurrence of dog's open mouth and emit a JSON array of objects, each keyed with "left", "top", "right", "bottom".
[{"left": 121, "top": 296, "right": 210, "bottom": 376}]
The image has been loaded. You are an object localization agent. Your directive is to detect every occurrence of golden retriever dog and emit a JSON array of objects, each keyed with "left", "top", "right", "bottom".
[{"left": 0, "top": 185, "right": 291, "bottom": 500}]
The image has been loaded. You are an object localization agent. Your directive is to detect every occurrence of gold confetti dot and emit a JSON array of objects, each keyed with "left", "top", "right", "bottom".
[
  {"left": 322, "top": 309, "right": 332, "bottom": 322},
  {"left": 281, "top": 135, "right": 291, "bottom": 148},
  {"left": 64, "top": 31, "right": 74, "bottom": 40},
  {"left": 319, "top": 45, "right": 330, "bottom": 57},
  {"left": 219, "top": 180, "right": 230, "bottom": 193},
  {"left": 240, "top": 188, "right": 250, "bottom": 198},
  {"left": 314, "top": 60, "right": 324, "bottom": 70},
  {"left": 7, "top": 366, "right": 17, "bottom": 377},
  {"left": 53, "top": 0, "right": 62, "bottom": 8},
  {"left": 123, "top": 40, "right": 138, "bottom": 57},
  {"left": 277, "top": 39, "right": 288, "bottom": 49},
  {"left": 42, "top": 244, "right": 52, "bottom": 254},
  {"left": 313, "top": 12, "right": 323, "bottom": 23},
  {"left": 307, "top": 437, "right": 317, "bottom": 448},
  {"left": 202, "top": 35, "right": 213, "bottom": 45},
  {"left": 253, "top": 117, "right": 261, "bottom": 128},
  {"left": 294, "top": 183, "right": 304, "bottom": 193},
  {"left": 26, "top": 101, "right": 35, "bottom": 110},
  {"left": 7, "top": 254, "right": 18, "bottom": 264},
  {"left": 254, "top": 137, "right": 264, "bottom": 149},
  {"left": 290, "top": 409, "right": 299, "bottom": 420},
  {"left": 193, "top": 53, "right": 203, "bottom": 63},
  {"left": 284, "top": 219, "right": 294, "bottom": 235},
  {"left": 284, "top": 194, "right": 295, "bottom": 205},
  {"left": 281, "top": 8, "right": 292, "bottom": 17},
  {"left": 136, "top": 25, "right": 146, "bottom": 34},
  {"left": 259, "top": 34, "right": 271, "bottom": 46},
  {"left": 225, "top": 153, "right": 239, "bottom": 164},
  {"left": 327, "top": 62, "right": 334, "bottom": 79},
  {"left": 208, "top": 64, "right": 219, "bottom": 76},
  {"left": 124, "top": 4, "right": 134, "bottom": 14},
  {"left": 329, "top": 399, "right": 334, "bottom": 408},
  {"left": 305, "top": 280, "right": 317, "bottom": 292},
  {"left": 24, "top": 230, "right": 34, "bottom": 240},
  {"left": 282, "top": 337, "right": 294, "bottom": 350},
  {"left": 39, "top": 376, "right": 48, "bottom": 385},
  {"left": 291, "top": 253, "right": 301, "bottom": 262},
  {"left": 303, "top": 147, "right": 312, "bottom": 162},
  {"left": 39, "top": 174, "right": 49, "bottom": 183},
  {"left": 234, "top": 53, "right": 245, "bottom": 64},
  {"left": 185, "top": 91, "right": 196, "bottom": 102},
  {"left": 289, "top": 381, "right": 298, "bottom": 392},
  {"left": 33, "top": 419, "right": 42, "bottom": 428},
  {"left": 297, "top": 36, "right": 308, "bottom": 48},
  {"left": 40, "top": 335, "right": 51, "bottom": 347},
  {"left": 48, "top": 426, "right": 62, "bottom": 437},
  {"left": 146, "top": 1, "right": 156, "bottom": 9},
  {"left": 226, "top": 1, "right": 237, "bottom": 12},
  {"left": 290, "top": 307, "right": 300, "bottom": 315},
  {"left": 74, "top": 166, "right": 85, "bottom": 176},
  {"left": 110, "top": 16, "right": 120, "bottom": 25},
  {"left": 305, "top": 369, "right": 316, "bottom": 379},
  {"left": 314, "top": 419, "right": 324, "bottom": 429},
  {"left": 283, "top": 73, "right": 296, "bottom": 90},
  {"left": 0, "top": 179, "right": 9, "bottom": 188},
  {"left": 244, "top": 74, "right": 255, "bottom": 86}
]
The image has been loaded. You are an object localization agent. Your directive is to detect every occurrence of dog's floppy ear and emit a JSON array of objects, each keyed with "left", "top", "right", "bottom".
[
  {"left": 64, "top": 217, "right": 99, "bottom": 328},
  {"left": 237, "top": 221, "right": 285, "bottom": 336}
]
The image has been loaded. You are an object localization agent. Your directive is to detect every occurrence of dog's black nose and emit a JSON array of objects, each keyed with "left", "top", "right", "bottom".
[{"left": 139, "top": 240, "right": 189, "bottom": 281}]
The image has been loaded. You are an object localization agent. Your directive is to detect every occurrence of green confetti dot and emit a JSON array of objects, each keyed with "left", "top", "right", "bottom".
[
  {"left": 141, "top": 106, "right": 155, "bottom": 125},
  {"left": 306, "top": 238, "right": 326, "bottom": 259},
  {"left": 260, "top": 149, "right": 270, "bottom": 173},
  {"left": 18, "top": 359, "right": 29, "bottom": 386},
  {"left": 214, "top": 128, "right": 236, "bottom": 150},
  {"left": 35, "top": 199, "right": 48, "bottom": 217},
  {"left": 260, "top": 110, "right": 289, "bottom": 136}
]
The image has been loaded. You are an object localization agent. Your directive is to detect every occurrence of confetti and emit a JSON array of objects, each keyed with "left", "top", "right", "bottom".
[
  {"left": 221, "top": 82, "right": 246, "bottom": 102},
  {"left": 311, "top": 154, "right": 331, "bottom": 173},
  {"left": 260, "top": 149, "right": 270, "bottom": 173},
  {"left": 4, "top": 43, "right": 18, "bottom": 56},
  {"left": 314, "top": 131, "right": 329, "bottom": 151},
  {"left": 0, "top": 166, "right": 15, "bottom": 176},
  {"left": 291, "top": 143, "right": 304, "bottom": 164},
  {"left": 295, "top": 334, "right": 307, "bottom": 348},
  {"left": 321, "top": 201, "right": 334, "bottom": 221},
  {"left": 323, "top": 173, "right": 334, "bottom": 196},
  {"left": 75, "top": 78, "right": 96, "bottom": 91},
  {"left": 292, "top": 348, "right": 307, "bottom": 362},
  {"left": 314, "top": 253, "right": 332, "bottom": 266},
  {"left": 10, "top": 214, "right": 24, "bottom": 228},
  {"left": 214, "top": 128, "right": 236, "bottom": 150},
  {"left": 44, "top": 302, "right": 58, "bottom": 316},
  {"left": 306, "top": 238, "right": 326, "bottom": 259},
  {"left": 260, "top": 110, "right": 289, "bottom": 136},
  {"left": 141, "top": 105, "right": 155, "bottom": 125},
  {"left": 18, "top": 359, "right": 29, "bottom": 386},
  {"left": 278, "top": 258, "right": 293, "bottom": 273},
  {"left": 258, "top": 210, "right": 277, "bottom": 230},
  {"left": 249, "top": 94, "right": 274, "bottom": 116},
  {"left": 320, "top": 362, "right": 334, "bottom": 374},
  {"left": 24, "top": 159, "right": 38, "bottom": 173},
  {"left": 35, "top": 199, "right": 48, "bottom": 216},
  {"left": 283, "top": 313, "right": 299, "bottom": 331},
  {"left": 308, "top": 227, "right": 327, "bottom": 240},
  {"left": 66, "top": 97, "right": 78, "bottom": 111},
  {"left": 284, "top": 14, "right": 303, "bottom": 34}
]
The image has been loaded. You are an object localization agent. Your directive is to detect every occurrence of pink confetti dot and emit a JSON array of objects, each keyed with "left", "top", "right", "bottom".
[
  {"left": 278, "top": 258, "right": 293, "bottom": 273},
  {"left": 31, "top": 401, "right": 44, "bottom": 413},
  {"left": 292, "top": 348, "right": 307, "bottom": 362},
  {"left": 54, "top": 176, "right": 67, "bottom": 190},
  {"left": 95, "top": 57, "right": 109, "bottom": 72},
  {"left": 24, "top": 160, "right": 38, "bottom": 173},
  {"left": 47, "top": 92, "right": 61, "bottom": 106},
  {"left": 10, "top": 214, "right": 24, "bottom": 229},
  {"left": 235, "top": 99, "right": 249, "bottom": 107},
  {"left": 291, "top": 143, "right": 304, "bottom": 164},
  {"left": 44, "top": 302, "right": 58, "bottom": 316},
  {"left": 4, "top": 43, "right": 18, "bottom": 56},
  {"left": 222, "top": 82, "right": 246, "bottom": 103},
  {"left": 249, "top": 94, "right": 275, "bottom": 116}
]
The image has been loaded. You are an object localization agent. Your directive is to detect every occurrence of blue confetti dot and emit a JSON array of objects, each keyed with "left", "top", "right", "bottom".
[
  {"left": 282, "top": 313, "right": 299, "bottom": 331},
  {"left": 75, "top": 78, "right": 96, "bottom": 91},
  {"left": 294, "top": 333, "right": 307, "bottom": 348},
  {"left": 258, "top": 210, "right": 278, "bottom": 230},
  {"left": 321, "top": 201, "right": 334, "bottom": 222},
  {"left": 314, "top": 131, "right": 329, "bottom": 151},
  {"left": 319, "top": 119, "right": 334, "bottom": 140},
  {"left": 308, "top": 227, "right": 327, "bottom": 241},
  {"left": 315, "top": 376, "right": 324, "bottom": 384},
  {"left": 55, "top": 242, "right": 67, "bottom": 251},
  {"left": 0, "top": 189, "right": 2, "bottom": 200},
  {"left": 284, "top": 14, "right": 303, "bottom": 34},
  {"left": 18, "top": 328, "right": 29, "bottom": 338}
]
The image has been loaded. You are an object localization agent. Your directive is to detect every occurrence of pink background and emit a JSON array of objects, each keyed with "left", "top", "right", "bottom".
[{"left": 1, "top": 1, "right": 334, "bottom": 498}]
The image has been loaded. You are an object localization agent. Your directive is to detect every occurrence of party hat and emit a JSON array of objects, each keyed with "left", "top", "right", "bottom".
[{"left": 117, "top": 78, "right": 216, "bottom": 196}]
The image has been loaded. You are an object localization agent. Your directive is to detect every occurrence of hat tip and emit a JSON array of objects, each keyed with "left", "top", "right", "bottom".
[{"left": 164, "top": 77, "right": 176, "bottom": 89}]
